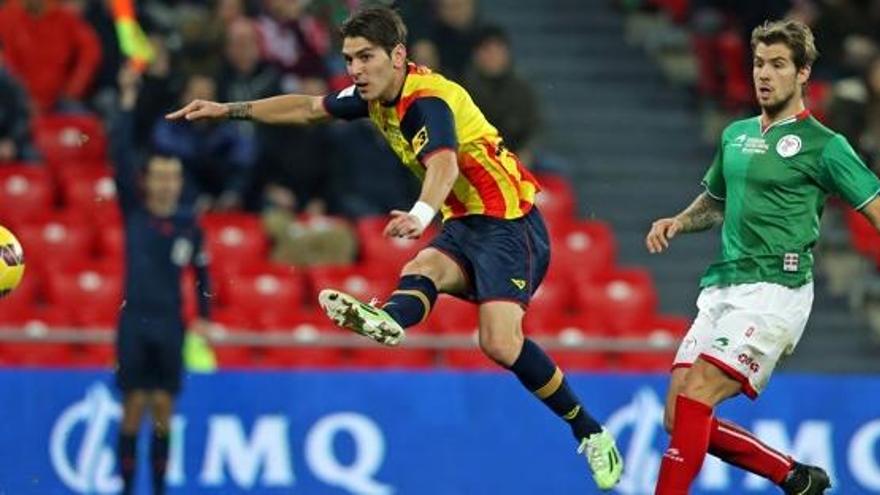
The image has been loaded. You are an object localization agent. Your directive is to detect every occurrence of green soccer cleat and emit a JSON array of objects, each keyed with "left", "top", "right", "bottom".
[
  {"left": 318, "top": 289, "right": 405, "bottom": 346},
  {"left": 578, "top": 429, "right": 623, "bottom": 491}
]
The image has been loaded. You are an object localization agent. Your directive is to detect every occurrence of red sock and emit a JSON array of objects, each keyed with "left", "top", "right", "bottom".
[
  {"left": 709, "top": 418, "right": 793, "bottom": 484},
  {"left": 655, "top": 395, "right": 713, "bottom": 495}
]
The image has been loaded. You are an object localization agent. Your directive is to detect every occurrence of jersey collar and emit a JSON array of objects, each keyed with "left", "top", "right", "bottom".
[{"left": 760, "top": 109, "right": 810, "bottom": 135}]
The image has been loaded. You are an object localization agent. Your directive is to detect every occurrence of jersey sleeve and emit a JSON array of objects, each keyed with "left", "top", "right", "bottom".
[
  {"left": 322, "top": 84, "right": 368, "bottom": 120},
  {"left": 818, "top": 134, "right": 880, "bottom": 210},
  {"left": 399, "top": 96, "right": 458, "bottom": 163},
  {"left": 701, "top": 138, "right": 726, "bottom": 201}
]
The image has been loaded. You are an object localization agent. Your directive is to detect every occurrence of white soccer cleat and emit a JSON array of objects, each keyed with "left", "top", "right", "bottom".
[
  {"left": 318, "top": 289, "right": 405, "bottom": 346},
  {"left": 578, "top": 429, "right": 624, "bottom": 490}
]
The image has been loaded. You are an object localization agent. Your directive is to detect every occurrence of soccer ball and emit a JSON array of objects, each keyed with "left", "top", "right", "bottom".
[{"left": 0, "top": 225, "right": 25, "bottom": 297}]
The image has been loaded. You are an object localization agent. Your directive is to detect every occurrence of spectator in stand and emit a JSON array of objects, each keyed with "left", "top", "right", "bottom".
[
  {"left": 257, "top": 0, "right": 330, "bottom": 92},
  {"left": 0, "top": 45, "right": 36, "bottom": 163},
  {"left": 152, "top": 74, "right": 257, "bottom": 211},
  {"left": 68, "top": 0, "right": 124, "bottom": 116},
  {"left": 463, "top": 26, "right": 540, "bottom": 165},
  {"left": 829, "top": 56, "right": 880, "bottom": 174},
  {"left": 0, "top": 0, "right": 101, "bottom": 113},
  {"left": 426, "top": 0, "right": 483, "bottom": 81}
]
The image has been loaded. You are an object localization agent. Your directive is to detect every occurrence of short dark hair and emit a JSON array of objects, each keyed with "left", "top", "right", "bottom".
[
  {"left": 475, "top": 25, "right": 509, "bottom": 49},
  {"left": 339, "top": 7, "right": 407, "bottom": 55},
  {"left": 751, "top": 20, "right": 819, "bottom": 71}
]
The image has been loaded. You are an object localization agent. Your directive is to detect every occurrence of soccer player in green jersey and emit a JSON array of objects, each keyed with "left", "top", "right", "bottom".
[{"left": 646, "top": 20, "right": 880, "bottom": 495}]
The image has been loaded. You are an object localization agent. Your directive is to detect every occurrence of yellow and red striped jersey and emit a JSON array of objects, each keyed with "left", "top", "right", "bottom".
[{"left": 323, "top": 63, "right": 540, "bottom": 221}]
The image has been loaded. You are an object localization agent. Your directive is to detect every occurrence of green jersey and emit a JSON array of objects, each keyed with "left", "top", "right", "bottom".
[{"left": 700, "top": 111, "right": 880, "bottom": 288}]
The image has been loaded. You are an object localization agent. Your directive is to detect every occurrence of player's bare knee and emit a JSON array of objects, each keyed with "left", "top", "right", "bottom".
[
  {"left": 682, "top": 362, "right": 740, "bottom": 406},
  {"left": 478, "top": 324, "right": 524, "bottom": 366},
  {"left": 401, "top": 252, "right": 445, "bottom": 285}
]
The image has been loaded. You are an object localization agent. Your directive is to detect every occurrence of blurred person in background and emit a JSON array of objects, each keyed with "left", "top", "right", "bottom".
[
  {"left": 167, "top": 6, "right": 624, "bottom": 490},
  {"left": 463, "top": 25, "right": 540, "bottom": 167},
  {"left": 646, "top": 20, "right": 880, "bottom": 495},
  {"left": 0, "top": 43, "right": 37, "bottom": 163},
  {"left": 425, "top": 0, "right": 482, "bottom": 81},
  {"left": 0, "top": 0, "right": 101, "bottom": 113},
  {"left": 829, "top": 56, "right": 880, "bottom": 173},
  {"left": 153, "top": 74, "right": 258, "bottom": 211},
  {"left": 113, "top": 65, "right": 212, "bottom": 495},
  {"left": 257, "top": 0, "right": 331, "bottom": 92}
]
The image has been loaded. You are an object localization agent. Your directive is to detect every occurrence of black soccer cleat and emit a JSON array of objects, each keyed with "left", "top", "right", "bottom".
[{"left": 780, "top": 462, "right": 831, "bottom": 495}]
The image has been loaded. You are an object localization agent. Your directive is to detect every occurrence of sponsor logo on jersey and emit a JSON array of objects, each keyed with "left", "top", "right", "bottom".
[
  {"left": 776, "top": 134, "right": 802, "bottom": 158},
  {"left": 730, "top": 134, "right": 748, "bottom": 147},
  {"left": 411, "top": 126, "right": 430, "bottom": 155},
  {"left": 740, "top": 137, "right": 769, "bottom": 154}
]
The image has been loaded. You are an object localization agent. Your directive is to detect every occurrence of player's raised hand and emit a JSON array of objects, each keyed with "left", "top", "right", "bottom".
[
  {"left": 384, "top": 210, "right": 424, "bottom": 239},
  {"left": 646, "top": 217, "right": 682, "bottom": 253},
  {"left": 165, "top": 99, "right": 228, "bottom": 121}
]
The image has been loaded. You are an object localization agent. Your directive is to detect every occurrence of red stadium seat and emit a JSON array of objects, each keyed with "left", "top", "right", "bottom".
[
  {"left": 215, "top": 345, "right": 255, "bottom": 368},
  {"left": 222, "top": 264, "right": 305, "bottom": 329},
  {"left": 524, "top": 275, "right": 573, "bottom": 331},
  {"left": 349, "top": 346, "right": 435, "bottom": 368},
  {"left": 33, "top": 114, "right": 107, "bottom": 166},
  {"left": 258, "top": 347, "right": 346, "bottom": 368},
  {"left": 426, "top": 295, "right": 478, "bottom": 334},
  {"left": 534, "top": 173, "right": 576, "bottom": 231},
  {"left": 201, "top": 213, "right": 268, "bottom": 274},
  {"left": 575, "top": 268, "right": 658, "bottom": 334},
  {"left": 45, "top": 264, "right": 122, "bottom": 327},
  {"left": 307, "top": 265, "right": 396, "bottom": 306},
  {"left": 0, "top": 269, "right": 39, "bottom": 322},
  {"left": 4, "top": 342, "right": 76, "bottom": 366},
  {"left": 15, "top": 213, "right": 95, "bottom": 272},
  {"left": 59, "top": 167, "right": 119, "bottom": 219},
  {"left": 97, "top": 220, "right": 124, "bottom": 262},
  {"left": 0, "top": 166, "right": 54, "bottom": 224},
  {"left": 356, "top": 216, "right": 436, "bottom": 272},
  {"left": 442, "top": 345, "right": 497, "bottom": 370},
  {"left": 552, "top": 220, "right": 616, "bottom": 284},
  {"left": 72, "top": 343, "right": 116, "bottom": 368},
  {"left": 551, "top": 349, "right": 608, "bottom": 371},
  {"left": 610, "top": 315, "right": 688, "bottom": 372}
]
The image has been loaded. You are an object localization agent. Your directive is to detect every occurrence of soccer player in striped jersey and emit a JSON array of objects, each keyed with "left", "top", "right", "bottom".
[
  {"left": 167, "top": 6, "right": 623, "bottom": 490},
  {"left": 646, "top": 20, "right": 880, "bottom": 495}
]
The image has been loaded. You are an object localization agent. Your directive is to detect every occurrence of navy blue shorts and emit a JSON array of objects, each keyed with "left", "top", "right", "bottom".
[
  {"left": 429, "top": 207, "right": 550, "bottom": 306},
  {"left": 116, "top": 311, "right": 185, "bottom": 395}
]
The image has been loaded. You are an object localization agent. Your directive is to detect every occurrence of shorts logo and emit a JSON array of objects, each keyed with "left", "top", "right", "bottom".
[
  {"left": 411, "top": 126, "right": 430, "bottom": 155},
  {"left": 776, "top": 134, "right": 802, "bottom": 158},
  {"left": 712, "top": 337, "right": 729, "bottom": 352},
  {"left": 510, "top": 278, "right": 526, "bottom": 290},
  {"left": 745, "top": 326, "right": 755, "bottom": 338},
  {"left": 738, "top": 353, "right": 760, "bottom": 373}
]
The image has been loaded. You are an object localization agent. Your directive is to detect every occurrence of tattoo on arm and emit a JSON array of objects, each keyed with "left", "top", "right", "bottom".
[
  {"left": 675, "top": 192, "right": 724, "bottom": 233},
  {"left": 227, "top": 102, "right": 252, "bottom": 120}
]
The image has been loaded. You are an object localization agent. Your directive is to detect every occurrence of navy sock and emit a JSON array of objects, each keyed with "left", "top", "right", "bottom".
[
  {"left": 118, "top": 433, "right": 137, "bottom": 495},
  {"left": 509, "top": 339, "right": 603, "bottom": 440},
  {"left": 382, "top": 274, "right": 438, "bottom": 328},
  {"left": 150, "top": 431, "right": 170, "bottom": 495}
]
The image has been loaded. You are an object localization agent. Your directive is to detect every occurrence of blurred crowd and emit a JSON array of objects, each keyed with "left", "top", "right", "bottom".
[
  {"left": 626, "top": 0, "right": 880, "bottom": 175},
  {"left": 0, "top": 0, "right": 546, "bottom": 219}
]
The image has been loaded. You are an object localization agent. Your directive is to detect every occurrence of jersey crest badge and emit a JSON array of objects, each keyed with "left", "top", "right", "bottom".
[
  {"left": 412, "top": 126, "right": 430, "bottom": 155},
  {"left": 776, "top": 135, "right": 802, "bottom": 158}
]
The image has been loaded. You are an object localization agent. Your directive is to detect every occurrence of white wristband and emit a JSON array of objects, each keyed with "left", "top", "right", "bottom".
[{"left": 408, "top": 201, "right": 436, "bottom": 229}]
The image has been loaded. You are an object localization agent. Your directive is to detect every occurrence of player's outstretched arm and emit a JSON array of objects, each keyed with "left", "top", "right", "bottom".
[
  {"left": 861, "top": 196, "right": 880, "bottom": 232},
  {"left": 646, "top": 192, "right": 724, "bottom": 253},
  {"left": 165, "top": 94, "right": 330, "bottom": 125}
]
